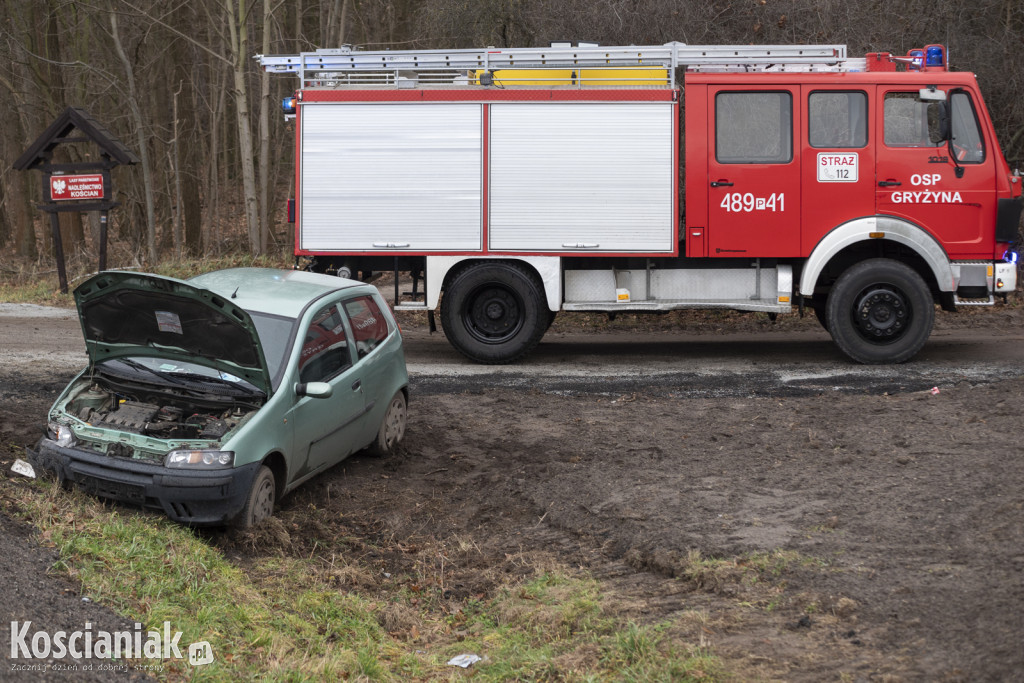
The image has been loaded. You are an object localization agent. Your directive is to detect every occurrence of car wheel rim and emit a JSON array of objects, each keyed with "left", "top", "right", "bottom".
[
  {"left": 462, "top": 283, "right": 525, "bottom": 344},
  {"left": 850, "top": 285, "right": 911, "bottom": 344},
  {"left": 252, "top": 478, "right": 274, "bottom": 524},
  {"left": 384, "top": 397, "right": 406, "bottom": 448}
]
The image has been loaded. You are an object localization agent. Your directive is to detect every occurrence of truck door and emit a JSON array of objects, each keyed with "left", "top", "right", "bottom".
[
  {"left": 875, "top": 87, "right": 995, "bottom": 259},
  {"left": 800, "top": 87, "right": 874, "bottom": 255},
  {"left": 706, "top": 86, "right": 801, "bottom": 256}
]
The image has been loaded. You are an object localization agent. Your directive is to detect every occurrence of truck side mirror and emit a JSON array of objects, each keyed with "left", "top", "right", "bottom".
[{"left": 918, "top": 87, "right": 946, "bottom": 102}]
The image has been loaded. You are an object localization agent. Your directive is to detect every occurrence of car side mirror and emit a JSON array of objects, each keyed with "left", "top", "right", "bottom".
[{"left": 295, "top": 381, "right": 333, "bottom": 398}]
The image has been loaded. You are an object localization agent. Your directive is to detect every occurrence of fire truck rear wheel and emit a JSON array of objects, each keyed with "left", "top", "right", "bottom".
[
  {"left": 441, "top": 262, "right": 547, "bottom": 363},
  {"left": 827, "top": 258, "right": 934, "bottom": 364}
]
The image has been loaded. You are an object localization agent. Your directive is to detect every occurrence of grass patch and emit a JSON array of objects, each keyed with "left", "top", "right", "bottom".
[
  {"left": 0, "top": 252, "right": 293, "bottom": 307},
  {"left": 681, "top": 548, "right": 828, "bottom": 591},
  {"left": 12, "top": 480, "right": 724, "bottom": 681},
  {"left": 0, "top": 275, "right": 75, "bottom": 307}
]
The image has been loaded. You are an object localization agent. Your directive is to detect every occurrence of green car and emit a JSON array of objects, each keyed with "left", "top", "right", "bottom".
[{"left": 29, "top": 268, "right": 409, "bottom": 527}]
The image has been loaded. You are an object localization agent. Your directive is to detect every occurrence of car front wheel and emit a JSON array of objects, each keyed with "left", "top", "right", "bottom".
[{"left": 234, "top": 465, "right": 275, "bottom": 528}]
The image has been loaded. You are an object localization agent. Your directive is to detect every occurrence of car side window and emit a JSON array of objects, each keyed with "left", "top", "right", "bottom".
[
  {"left": 343, "top": 295, "right": 390, "bottom": 359},
  {"left": 298, "top": 302, "right": 353, "bottom": 383}
]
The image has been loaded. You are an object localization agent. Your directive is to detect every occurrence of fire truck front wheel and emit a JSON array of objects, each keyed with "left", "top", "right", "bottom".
[
  {"left": 441, "top": 262, "right": 547, "bottom": 364},
  {"left": 826, "top": 258, "right": 934, "bottom": 364}
]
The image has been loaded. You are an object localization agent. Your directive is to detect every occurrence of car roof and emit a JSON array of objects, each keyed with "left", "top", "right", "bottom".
[{"left": 189, "top": 268, "right": 364, "bottom": 318}]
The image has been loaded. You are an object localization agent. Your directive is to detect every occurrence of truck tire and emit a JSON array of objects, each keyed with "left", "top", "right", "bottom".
[
  {"left": 440, "top": 261, "right": 547, "bottom": 363},
  {"left": 826, "top": 258, "right": 934, "bottom": 364},
  {"left": 234, "top": 465, "right": 275, "bottom": 528}
]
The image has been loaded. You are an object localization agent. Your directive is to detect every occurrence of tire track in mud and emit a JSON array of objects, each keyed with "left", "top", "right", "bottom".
[{"left": 407, "top": 360, "right": 1024, "bottom": 398}]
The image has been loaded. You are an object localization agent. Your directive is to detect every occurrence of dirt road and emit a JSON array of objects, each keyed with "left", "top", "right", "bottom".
[{"left": 2, "top": 303, "right": 1024, "bottom": 680}]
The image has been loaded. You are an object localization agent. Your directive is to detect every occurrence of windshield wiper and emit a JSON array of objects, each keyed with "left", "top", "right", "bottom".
[
  {"left": 172, "top": 372, "right": 265, "bottom": 396},
  {"left": 100, "top": 358, "right": 188, "bottom": 386}
]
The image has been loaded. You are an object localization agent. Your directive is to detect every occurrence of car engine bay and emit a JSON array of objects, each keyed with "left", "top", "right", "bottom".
[{"left": 64, "top": 376, "right": 261, "bottom": 442}]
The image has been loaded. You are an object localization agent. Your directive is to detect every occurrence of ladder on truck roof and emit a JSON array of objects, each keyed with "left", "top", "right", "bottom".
[{"left": 257, "top": 42, "right": 854, "bottom": 88}]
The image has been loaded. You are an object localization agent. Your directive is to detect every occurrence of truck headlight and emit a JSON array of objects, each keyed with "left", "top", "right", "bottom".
[
  {"left": 165, "top": 449, "right": 235, "bottom": 469},
  {"left": 48, "top": 422, "right": 76, "bottom": 448}
]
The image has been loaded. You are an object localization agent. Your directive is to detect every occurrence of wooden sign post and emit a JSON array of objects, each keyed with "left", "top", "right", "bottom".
[{"left": 14, "top": 107, "right": 139, "bottom": 293}]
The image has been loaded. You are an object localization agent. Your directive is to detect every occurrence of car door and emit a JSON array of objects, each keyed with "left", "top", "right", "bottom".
[
  {"left": 289, "top": 299, "right": 368, "bottom": 477},
  {"left": 339, "top": 292, "right": 395, "bottom": 446}
]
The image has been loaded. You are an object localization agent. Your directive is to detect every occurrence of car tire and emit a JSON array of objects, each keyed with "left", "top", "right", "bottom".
[
  {"left": 826, "top": 258, "right": 934, "bottom": 364},
  {"left": 234, "top": 465, "right": 275, "bottom": 528},
  {"left": 369, "top": 390, "right": 407, "bottom": 456},
  {"left": 440, "top": 261, "right": 547, "bottom": 363}
]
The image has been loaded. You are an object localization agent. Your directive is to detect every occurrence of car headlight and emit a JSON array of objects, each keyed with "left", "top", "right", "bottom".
[
  {"left": 165, "top": 449, "right": 235, "bottom": 469},
  {"left": 48, "top": 422, "right": 76, "bottom": 448}
]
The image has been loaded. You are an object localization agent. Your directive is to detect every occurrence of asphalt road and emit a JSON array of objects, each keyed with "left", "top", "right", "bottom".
[
  {"left": 399, "top": 325, "right": 1024, "bottom": 397},
  {"left": 3, "top": 303, "right": 1023, "bottom": 398}
]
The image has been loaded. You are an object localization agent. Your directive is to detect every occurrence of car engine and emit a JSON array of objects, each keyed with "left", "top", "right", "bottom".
[{"left": 67, "top": 381, "right": 256, "bottom": 441}]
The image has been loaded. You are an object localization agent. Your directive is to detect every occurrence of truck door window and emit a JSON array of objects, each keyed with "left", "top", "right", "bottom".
[
  {"left": 299, "top": 303, "right": 353, "bottom": 383},
  {"left": 950, "top": 91, "right": 985, "bottom": 163},
  {"left": 884, "top": 92, "right": 945, "bottom": 147},
  {"left": 809, "top": 91, "right": 867, "bottom": 148},
  {"left": 715, "top": 92, "right": 792, "bottom": 163}
]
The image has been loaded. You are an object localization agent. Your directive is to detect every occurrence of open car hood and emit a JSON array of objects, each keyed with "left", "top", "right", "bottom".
[{"left": 74, "top": 272, "right": 272, "bottom": 396}]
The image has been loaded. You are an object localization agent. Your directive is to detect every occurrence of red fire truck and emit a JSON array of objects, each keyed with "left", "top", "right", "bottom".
[{"left": 259, "top": 42, "right": 1021, "bottom": 364}]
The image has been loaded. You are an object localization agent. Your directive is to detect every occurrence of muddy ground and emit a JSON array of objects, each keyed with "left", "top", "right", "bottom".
[{"left": 2, "top": 301, "right": 1024, "bottom": 681}]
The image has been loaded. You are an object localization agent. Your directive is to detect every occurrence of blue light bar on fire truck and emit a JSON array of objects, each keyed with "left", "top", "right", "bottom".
[{"left": 925, "top": 45, "right": 945, "bottom": 68}]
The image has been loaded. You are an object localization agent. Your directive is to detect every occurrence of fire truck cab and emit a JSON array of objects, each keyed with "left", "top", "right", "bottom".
[{"left": 260, "top": 42, "right": 1022, "bottom": 364}]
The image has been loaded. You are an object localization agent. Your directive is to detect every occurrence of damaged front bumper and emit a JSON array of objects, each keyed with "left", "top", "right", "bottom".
[{"left": 28, "top": 438, "right": 260, "bottom": 526}]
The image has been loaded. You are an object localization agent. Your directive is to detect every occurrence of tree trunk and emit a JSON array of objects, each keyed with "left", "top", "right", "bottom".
[
  {"left": 258, "top": 0, "right": 273, "bottom": 254},
  {"left": 171, "top": 81, "right": 183, "bottom": 258},
  {"left": 109, "top": 9, "right": 157, "bottom": 264},
  {"left": 10, "top": 169, "right": 36, "bottom": 260},
  {"left": 225, "top": 0, "right": 261, "bottom": 255}
]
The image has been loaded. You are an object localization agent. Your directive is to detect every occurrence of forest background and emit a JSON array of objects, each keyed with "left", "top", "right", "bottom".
[{"left": 0, "top": 0, "right": 1021, "bottom": 277}]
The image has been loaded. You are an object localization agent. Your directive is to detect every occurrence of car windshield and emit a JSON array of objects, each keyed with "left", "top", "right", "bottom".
[{"left": 251, "top": 312, "right": 296, "bottom": 389}]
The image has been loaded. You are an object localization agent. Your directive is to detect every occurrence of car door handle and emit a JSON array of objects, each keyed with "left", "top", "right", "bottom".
[
  {"left": 878, "top": 180, "right": 902, "bottom": 187},
  {"left": 351, "top": 379, "right": 362, "bottom": 391},
  {"left": 710, "top": 180, "right": 734, "bottom": 187}
]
